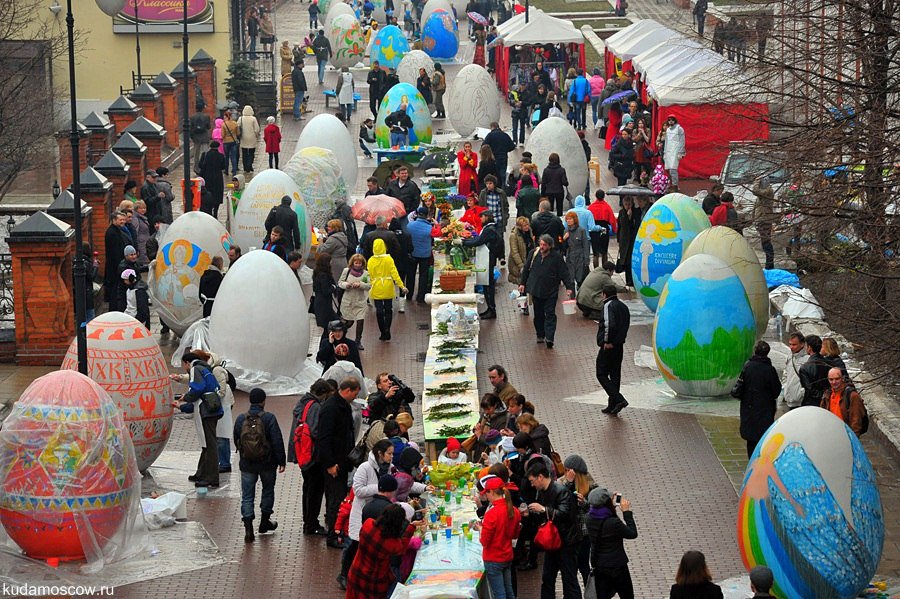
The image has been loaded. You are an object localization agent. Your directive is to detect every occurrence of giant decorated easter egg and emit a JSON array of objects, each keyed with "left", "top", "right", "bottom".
[
  {"left": 447, "top": 64, "right": 500, "bottom": 137},
  {"left": 738, "top": 407, "right": 883, "bottom": 598},
  {"left": 325, "top": 1, "right": 356, "bottom": 32},
  {"left": 61, "top": 312, "right": 173, "bottom": 473},
  {"left": 148, "top": 211, "right": 233, "bottom": 335},
  {"left": 296, "top": 114, "right": 359, "bottom": 191},
  {"left": 685, "top": 226, "right": 769, "bottom": 338},
  {"left": 209, "top": 250, "right": 310, "bottom": 391},
  {"left": 0, "top": 370, "right": 138, "bottom": 560},
  {"left": 422, "top": 9, "right": 459, "bottom": 60},
  {"left": 283, "top": 147, "right": 348, "bottom": 228},
  {"left": 329, "top": 13, "right": 366, "bottom": 69},
  {"left": 630, "top": 193, "right": 710, "bottom": 311},
  {"left": 397, "top": 49, "right": 435, "bottom": 86},
  {"left": 232, "top": 169, "right": 312, "bottom": 260},
  {"left": 653, "top": 254, "right": 755, "bottom": 396},
  {"left": 524, "top": 117, "right": 588, "bottom": 205},
  {"left": 317, "top": 0, "right": 334, "bottom": 19},
  {"left": 375, "top": 82, "right": 433, "bottom": 147},
  {"left": 420, "top": 0, "right": 454, "bottom": 29},
  {"left": 370, "top": 25, "right": 409, "bottom": 70}
]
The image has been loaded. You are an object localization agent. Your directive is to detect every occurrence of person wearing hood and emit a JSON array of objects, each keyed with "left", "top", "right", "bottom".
[
  {"left": 567, "top": 195, "right": 597, "bottom": 237},
  {"left": 540, "top": 153, "right": 569, "bottom": 216},
  {"left": 265, "top": 195, "right": 303, "bottom": 252},
  {"left": 709, "top": 191, "right": 741, "bottom": 232},
  {"left": 237, "top": 105, "right": 261, "bottom": 173},
  {"left": 197, "top": 141, "right": 227, "bottom": 217},
  {"left": 212, "top": 118, "right": 225, "bottom": 154},
  {"left": 339, "top": 439, "right": 398, "bottom": 588},
  {"left": 394, "top": 446, "right": 428, "bottom": 502},
  {"left": 199, "top": 256, "right": 225, "bottom": 318},
  {"left": 563, "top": 210, "right": 591, "bottom": 288},
  {"left": 737, "top": 341, "right": 782, "bottom": 458},
  {"left": 515, "top": 413, "right": 552, "bottom": 456},
  {"left": 586, "top": 487, "right": 637, "bottom": 599},
  {"left": 288, "top": 379, "right": 332, "bottom": 536},
  {"left": 263, "top": 116, "right": 282, "bottom": 169},
  {"left": 368, "top": 238, "right": 407, "bottom": 341}
]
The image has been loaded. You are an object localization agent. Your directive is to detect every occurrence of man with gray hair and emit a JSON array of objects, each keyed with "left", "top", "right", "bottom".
[
  {"left": 361, "top": 214, "right": 401, "bottom": 262},
  {"left": 518, "top": 234, "right": 575, "bottom": 349},
  {"left": 749, "top": 565, "right": 775, "bottom": 597},
  {"left": 530, "top": 200, "right": 565, "bottom": 247}
]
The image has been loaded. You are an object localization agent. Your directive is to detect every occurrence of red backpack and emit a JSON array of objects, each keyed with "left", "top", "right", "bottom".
[{"left": 293, "top": 401, "right": 315, "bottom": 468}]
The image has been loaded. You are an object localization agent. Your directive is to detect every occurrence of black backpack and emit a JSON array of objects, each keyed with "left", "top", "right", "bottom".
[
  {"left": 725, "top": 205, "right": 743, "bottom": 233},
  {"left": 239, "top": 412, "right": 271, "bottom": 461}
]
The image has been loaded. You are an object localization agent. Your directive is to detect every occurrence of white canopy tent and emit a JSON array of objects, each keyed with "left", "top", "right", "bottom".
[
  {"left": 605, "top": 20, "right": 681, "bottom": 61},
  {"left": 648, "top": 61, "right": 764, "bottom": 106},
  {"left": 603, "top": 19, "right": 666, "bottom": 53},
  {"left": 631, "top": 36, "right": 706, "bottom": 75},
  {"left": 499, "top": 9, "right": 583, "bottom": 45},
  {"left": 643, "top": 48, "right": 727, "bottom": 90}
]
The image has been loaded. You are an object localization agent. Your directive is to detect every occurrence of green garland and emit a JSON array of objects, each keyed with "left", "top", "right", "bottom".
[
  {"left": 433, "top": 365, "right": 465, "bottom": 375},
  {"left": 434, "top": 322, "right": 449, "bottom": 336},
  {"left": 426, "top": 407, "right": 473, "bottom": 420},
  {"left": 437, "top": 340, "right": 472, "bottom": 351},
  {"left": 429, "top": 381, "right": 472, "bottom": 396},
  {"left": 437, "top": 424, "right": 472, "bottom": 437}
]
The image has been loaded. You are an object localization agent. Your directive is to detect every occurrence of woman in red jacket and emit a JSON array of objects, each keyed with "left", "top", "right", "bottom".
[
  {"left": 347, "top": 504, "right": 423, "bottom": 599},
  {"left": 457, "top": 141, "right": 479, "bottom": 197},
  {"left": 460, "top": 195, "right": 488, "bottom": 233},
  {"left": 477, "top": 475, "right": 521, "bottom": 599}
]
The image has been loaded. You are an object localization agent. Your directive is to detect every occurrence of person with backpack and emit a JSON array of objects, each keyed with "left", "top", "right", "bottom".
[
  {"left": 233, "top": 388, "right": 286, "bottom": 543},
  {"left": 171, "top": 351, "right": 224, "bottom": 488},
  {"left": 289, "top": 379, "right": 333, "bottom": 536},
  {"left": 822, "top": 367, "right": 868, "bottom": 437},
  {"left": 709, "top": 191, "right": 742, "bottom": 233},
  {"left": 462, "top": 211, "right": 503, "bottom": 320},
  {"left": 312, "top": 29, "right": 332, "bottom": 85}
]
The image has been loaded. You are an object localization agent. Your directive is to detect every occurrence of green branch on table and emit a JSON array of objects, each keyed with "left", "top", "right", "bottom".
[
  {"left": 434, "top": 322, "right": 449, "bottom": 335},
  {"left": 428, "top": 381, "right": 473, "bottom": 397},
  {"left": 426, "top": 406, "right": 473, "bottom": 420},
  {"left": 436, "top": 424, "right": 472, "bottom": 437},
  {"left": 433, "top": 365, "right": 465, "bottom": 375}
]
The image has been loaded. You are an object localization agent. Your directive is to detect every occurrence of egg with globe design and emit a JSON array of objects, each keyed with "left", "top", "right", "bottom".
[
  {"left": 375, "top": 82, "right": 433, "bottom": 148},
  {"left": 631, "top": 193, "right": 711, "bottom": 312},
  {"left": 420, "top": 0, "right": 454, "bottom": 28},
  {"left": 422, "top": 9, "right": 459, "bottom": 60},
  {"left": 738, "top": 407, "right": 883, "bottom": 598},
  {"left": 370, "top": 25, "right": 409, "bottom": 70},
  {"left": 653, "top": 254, "right": 755, "bottom": 397}
]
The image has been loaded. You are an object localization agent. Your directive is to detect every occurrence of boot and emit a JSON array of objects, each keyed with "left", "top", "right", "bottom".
[
  {"left": 592, "top": 255, "right": 599, "bottom": 269},
  {"left": 243, "top": 517, "right": 255, "bottom": 543},
  {"left": 259, "top": 515, "right": 278, "bottom": 534}
]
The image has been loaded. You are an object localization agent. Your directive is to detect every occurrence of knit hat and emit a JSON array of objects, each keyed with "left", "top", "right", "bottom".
[
  {"left": 512, "top": 432, "right": 532, "bottom": 450},
  {"left": 249, "top": 388, "right": 266, "bottom": 404},
  {"left": 587, "top": 487, "right": 611, "bottom": 507},
  {"left": 563, "top": 454, "right": 588, "bottom": 475},
  {"left": 485, "top": 429, "right": 502, "bottom": 445},
  {"left": 378, "top": 474, "right": 398, "bottom": 492},
  {"left": 446, "top": 437, "right": 461, "bottom": 452},
  {"left": 123, "top": 245, "right": 137, "bottom": 256},
  {"left": 398, "top": 446, "right": 423, "bottom": 472}
]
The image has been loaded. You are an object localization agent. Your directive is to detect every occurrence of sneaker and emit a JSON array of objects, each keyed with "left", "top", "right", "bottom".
[{"left": 536, "top": 337, "right": 544, "bottom": 344}]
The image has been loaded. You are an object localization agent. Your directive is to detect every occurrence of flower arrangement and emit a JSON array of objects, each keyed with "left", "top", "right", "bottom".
[
  {"left": 447, "top": 194, "right": 468, "bottom": 210},
  {"left": 439, "top": 218, "right": 475, "bottom": 241}
]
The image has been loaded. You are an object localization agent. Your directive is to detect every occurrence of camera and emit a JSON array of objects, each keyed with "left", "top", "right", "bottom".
[{"left": 388, "top": 374, "right": 416, "bottom": 404}]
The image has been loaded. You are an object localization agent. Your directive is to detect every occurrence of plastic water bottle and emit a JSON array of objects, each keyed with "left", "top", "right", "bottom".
[{"left": 775, "top": 311, "right": 783, "bottom": 341}]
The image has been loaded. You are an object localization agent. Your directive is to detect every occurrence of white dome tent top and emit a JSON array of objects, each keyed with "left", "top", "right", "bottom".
[
  {"left": 605, "top": 20, "right": 680, "bottom": 60},
  {"left": 643, "top": 48, "right": 726, "bottom": 90},
  {"left": 497, "top": 9, "right": 584, "bottom": 45}
]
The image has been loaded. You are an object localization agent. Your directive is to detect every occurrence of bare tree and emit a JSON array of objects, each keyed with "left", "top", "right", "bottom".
[{"left": 0, "top": 1, "right": 70, "bottom": 202}]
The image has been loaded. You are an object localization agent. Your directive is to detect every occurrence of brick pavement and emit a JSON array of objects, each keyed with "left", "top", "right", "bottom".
[{"left": 0, "top": 0, "right": 898, "bottom": 595}]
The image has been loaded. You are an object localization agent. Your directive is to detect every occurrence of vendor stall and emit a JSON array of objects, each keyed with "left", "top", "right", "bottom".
[
  {"left": 493, "top": 9, "right": 585, "bottom": 94},
  {"left": 603, "top": 18, "right": 678, "bottom": 78}
]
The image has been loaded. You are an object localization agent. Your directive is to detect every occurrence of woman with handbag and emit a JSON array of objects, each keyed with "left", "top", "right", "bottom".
[
  {"left": 313, "top": 252, "right": 339, "bottom": 341},
  {"left": 586, "top": 488, "right": 637, "bottom": 599},
  {"left": 563, "top": 455, "right": 598, "bottom": 587},
  {"left": 616, "top": 196, "right": 642, "bottom": 289}
]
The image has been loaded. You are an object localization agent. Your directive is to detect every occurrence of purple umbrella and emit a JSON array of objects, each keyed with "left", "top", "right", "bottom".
[
  {"left": 467, "top": 11, "right": 488, "bottom": 25},
  {"left": 601, "top": 89, "right": 637, "bottom": 106}
]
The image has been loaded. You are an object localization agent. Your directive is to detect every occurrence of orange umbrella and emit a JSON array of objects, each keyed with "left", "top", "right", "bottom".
[{"left": 350, "top": 194, "right": 407, "bottom": 224}]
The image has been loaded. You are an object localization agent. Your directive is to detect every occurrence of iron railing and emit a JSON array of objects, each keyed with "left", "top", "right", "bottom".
[{"left": 234, "top": 51, "right": 275, "bottom": 84}]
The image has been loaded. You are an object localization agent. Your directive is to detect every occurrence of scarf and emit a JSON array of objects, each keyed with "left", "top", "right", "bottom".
[
  {"left": 349, "top": 265, "right": 364, "bottom": 278},
  {"left": 377, "top": 460, "right": 392, "bottom": 477},
  {"left": 588, "top": 505, "right": 614, "bottom": 520}
]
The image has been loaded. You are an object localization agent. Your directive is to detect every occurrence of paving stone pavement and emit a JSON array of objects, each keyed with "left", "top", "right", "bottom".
[{"left": 1, "top": 0, "right": 899, "bottom": 596}]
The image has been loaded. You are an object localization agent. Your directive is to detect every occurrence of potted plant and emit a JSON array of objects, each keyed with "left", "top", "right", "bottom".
[{"left": 425, "top": 145, "right": 457, "bottom": 202}]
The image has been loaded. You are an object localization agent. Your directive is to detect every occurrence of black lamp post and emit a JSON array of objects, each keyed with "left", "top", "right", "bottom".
[
  {"left": 182, "top": 0, "right": 193, "bottom": 214},
  {"left": 5, "top": 216, "right": 14, "bottom": 236},
  {"left": 52, "top": 180, "right": 61, "bottom": 200},
  {"left": 134, "top": 0, "right": 142, "bottom": 80}
]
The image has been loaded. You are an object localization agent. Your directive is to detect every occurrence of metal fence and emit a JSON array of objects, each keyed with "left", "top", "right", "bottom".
[
  {"left": 234, "top": 51, "right": 275, "bottom": 84},
  {"left": 0, "top": 253, "right": 12, "bottom": 326}
]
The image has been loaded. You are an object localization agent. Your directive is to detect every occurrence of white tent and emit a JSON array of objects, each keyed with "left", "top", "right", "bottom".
[
  {"left": 649, "top": 61, "right": 764, "bottom": 106},
  {"left": 643, "top": 48, "right": 726, "bottom": 89},
  {"left": 500, "top": 9, "right": 583, "bottom": 45},
  {"left": 603, "top": 19, "right": 665, "bottom": 52},
  {"left": 605, "top": 20, "right": 681, "bottom": 60},
  {"left": 631, "top": 36, "right": 705, "bottom": 74}
]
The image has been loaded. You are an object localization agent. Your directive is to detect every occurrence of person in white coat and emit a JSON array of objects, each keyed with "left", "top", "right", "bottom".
[
  {"left": 339, "top": 440, "right": 397, "bottom": 586},
  {"left": 335, "top": 66, "right": 356, "bottom": 123},
  {"left": 782, "top": 332, "right": 809, "bottom": 409},
  {"left": 237, "top": 105, "right": 261, "bottom": 174},
  {"left": 663, "top": 115, "right": 686, "bottom": 190}
]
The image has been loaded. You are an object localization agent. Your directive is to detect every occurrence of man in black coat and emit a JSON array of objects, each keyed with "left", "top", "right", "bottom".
[
  {"left": 609, "top": 129, "right": 635, "bottom": 187},
  {"left": 385, "top": 165, "right": 421, "bottom": 214},
  {"left": 291, "top": 60, "right": 308, "bottom": 121},
  {"left": 316, "top": 320, "right": 363, "bottom": 374},
  {"left": 597, "top": 284, "right": 631, "bottom": 416},
  {"left": 104, "top": 211, "right": 132, "bottom": 308},
  {"left": 738, "top": 341, "right": 782, "bottom": 458},
  {"left": 316, "top": 378, "right": 361, "bottom": 547},
  {"left": 140, "top": 170, "right": 165, "bottom": 223},
  {"left": 264, "top": 195, "right": 302, "bottom": 252},
  {"left": 199, "top": 256, "right": 224, "bottom": 318},
  {"left": 518, "top": 234, "right": 575, "bottom": 349},
  {"left": 526, "top": 461, "right": 582, "bottom": 599},
  {"left": 799, "top": 334, "right": 831, "bottom": 407},
  {"left": 367, "top": 61, "right": 387, "bottom": 117},
  {"left": 385, "top": 106, "right": 414, "bottom": 148},
  {"left": 197, "top": 141, "right": 227, "bottom": 218},
  {"left": 530, "top": 200, "right": 565, "bottom": 247},
  {"left": 361, "top": 215, "right": 402, "bottom": 261},
  {"left": 462, "top": 212, "right": 503, "bottom": 319},
  {"left": 483, "top": 122, "right": 516, "bottom": 183}
]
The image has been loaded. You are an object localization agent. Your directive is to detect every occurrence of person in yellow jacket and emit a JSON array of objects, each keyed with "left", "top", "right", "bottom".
[{"left": 368, "top": 238, "right": 407, "bottom": 341}]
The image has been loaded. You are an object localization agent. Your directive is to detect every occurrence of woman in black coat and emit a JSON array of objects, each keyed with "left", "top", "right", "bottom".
[
  {"left": 610, "top": 129, "right": 635, "bottom": 186},
  {"left": 312, "top": 252, "right": 338, "bottom": 339},
  {"left": 586, "top": 488, "right": 638, "bottom": 599},
  {"left": 416, "top": 68, "right": 432, "bottom": 106},
  {"left": 737, "top": 341, "right": 782, "bottom": 459},
  {"left": 540, "top": 152, "right": 569, "bottom": 216},
  {"left": 616, "top": 196, "right": 642, "bottom": 287},
  {"left": 197, "top": 141, "right": 227, "bottom": 218}
]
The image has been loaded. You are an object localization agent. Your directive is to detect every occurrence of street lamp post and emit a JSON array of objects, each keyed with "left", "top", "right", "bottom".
[
  {"left": 182, "top": 0, "right": 193, "bottom": 214},
  {"left": 134, "top": 0, "right": 142, "bottom": 80}
]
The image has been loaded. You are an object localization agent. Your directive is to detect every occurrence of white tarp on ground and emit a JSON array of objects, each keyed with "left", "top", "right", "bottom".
[
  {"left": 605, "top": 19, "right": 681, "bottom": 60},
  {"left": 770, "top": 285, "right": 825, "bottom": 319}
]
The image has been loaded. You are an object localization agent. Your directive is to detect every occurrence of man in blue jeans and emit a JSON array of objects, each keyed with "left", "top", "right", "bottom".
[
  {"left": 291, "top": 59, "right": 308, "bottom": 121},
  {"left": 405, "top": 207, "right": 435, "bottom": 303},
  {"left": 234, "top": 388, "right": 286, "bottom": 543},
  {"left": 312, "top": 29, "right": 332, "bottom": 85},
  {"left": 385, "top": 104, "right": 413, "bottom": 147},
  {"left": 567, "top": 68, "right": 591, "bottom": 131}
]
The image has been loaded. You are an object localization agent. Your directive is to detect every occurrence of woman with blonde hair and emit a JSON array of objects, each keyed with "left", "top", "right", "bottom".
[
  {"left": 821, "top": 337, "right": 849, "bottom": 379},
  {"left": 339, "top": 253, "right": 371, "bottom": 350},
  {"left": 508, "top": 216, "right": 534, "bottom": 287},
  {"left": 515, "top": 413, "right": 552, "bottom": 456},
  {"left": 319, "top": 218, "right": 349, "bottom": 280},
  {"left": 563, "top": 454, "right": 598, "bottom": 586}
]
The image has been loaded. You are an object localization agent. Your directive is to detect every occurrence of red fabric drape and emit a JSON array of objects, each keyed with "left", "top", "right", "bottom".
[
  {"left": 604, "top": 49, "right": 617, "bottom": 79},
  {"left": 653, "top": 103, "right": 770, "bottom": 179},
  {"left": 621, "top": 59, "right": 633, "bottom": 74}
]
